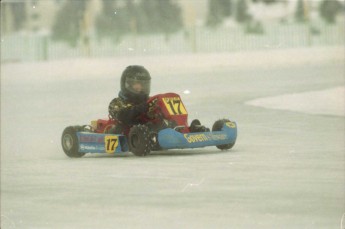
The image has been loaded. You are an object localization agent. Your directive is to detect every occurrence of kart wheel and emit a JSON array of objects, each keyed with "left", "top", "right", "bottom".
[
  {"left": 212, "top": 119, "right": 235, "bottom": 150},
  {"left": 128, "top": 125, "right": 152, "bottom": 156},
  {"left": 190, "top": 119, "right": 210, "bottom": 132},
  {"left": 190, "top": 119, "right": 201, "bottom": 132},
  {"left": 61, "top": 126, "right": 85, "bottom": 158}
]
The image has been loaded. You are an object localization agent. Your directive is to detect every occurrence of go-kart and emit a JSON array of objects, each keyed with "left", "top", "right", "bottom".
[{"left": 61, "top": 93, "right": 237, "bottom": 157}]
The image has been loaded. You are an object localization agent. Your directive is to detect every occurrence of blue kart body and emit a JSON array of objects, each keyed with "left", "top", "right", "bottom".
[{"left": 76, "top": 121, "right": 237, "bottom": 155}]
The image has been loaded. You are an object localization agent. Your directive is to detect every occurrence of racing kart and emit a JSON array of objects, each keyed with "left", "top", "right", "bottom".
[{"left": 61, "top": 93, "right": 237, "bottom": 157}]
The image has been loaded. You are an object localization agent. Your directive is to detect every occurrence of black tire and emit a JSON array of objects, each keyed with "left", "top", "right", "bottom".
[
  {"left": 128, "top": 125, "right": 152, "bottom": 156},
  {"left": 190, "top": 119, "right": 210, "bottom": 132},
  {"left": 212, "top": 119, "right": 235, "bottom": 150},
  {"left": 190, "top": 119, "right": 201, "bottom": 132},
  {"left": 61, "top": 126, "right": 85, "bottom": 158}
]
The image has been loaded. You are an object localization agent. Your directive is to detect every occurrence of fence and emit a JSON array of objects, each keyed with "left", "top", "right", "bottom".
[{"left": 1, "top": 22, "right": 344, "bottom": 62}]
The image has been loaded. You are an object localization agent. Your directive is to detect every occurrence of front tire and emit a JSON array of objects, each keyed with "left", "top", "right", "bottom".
[
  {"left": 128, "top": 125, "right": 152, "bottom": 156},
  {"left": 212, "top": 119, "right": 235, "bottom": 150},
  {"left": 61, "top": 126, "right": 85, "bottom": 158}
]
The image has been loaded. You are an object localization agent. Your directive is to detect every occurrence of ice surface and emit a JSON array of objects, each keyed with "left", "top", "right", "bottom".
[
  {"left": 246, "top": 86, "right": 345, "bottom": 117},
  {"left": 1, "top": 46, "right": 344, "bottom": 229}
]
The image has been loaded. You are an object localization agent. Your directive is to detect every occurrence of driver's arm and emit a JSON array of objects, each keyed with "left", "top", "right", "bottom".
[{"left": 109, "top": 98, "right": 148, "bottom": 126}]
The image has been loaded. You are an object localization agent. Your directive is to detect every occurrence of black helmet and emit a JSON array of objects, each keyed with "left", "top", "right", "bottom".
[{"left": 120, "top": 65, "right": 151, "bottom": 103}]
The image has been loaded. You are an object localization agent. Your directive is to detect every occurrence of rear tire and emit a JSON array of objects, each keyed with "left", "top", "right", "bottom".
[
  {"left": 189, "top": 119, "right": 200, "bottom": 132},
  {"left": 212, "top": 119, "right": 235, "bottom": 150},
  {"left": 128, "top": 125, "right": 152, "bottom": 156},
  {"left": 61, "top": 126, "right": 85, "bottom": 158}
]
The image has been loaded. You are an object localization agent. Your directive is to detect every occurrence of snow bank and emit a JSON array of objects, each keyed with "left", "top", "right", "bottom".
[
  {"left": 2, "top": 46, "right": 343, "bottom": 84},
  {"left": 246, "top": 86, "right": 345, "bottom": 117}
]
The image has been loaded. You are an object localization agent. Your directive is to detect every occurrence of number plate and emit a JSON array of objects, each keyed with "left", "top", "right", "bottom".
[
  {"left": 162, "top": 97, "right": 187, "bottom": 115},
  {"left": 104, "top": 136, "right": 119, "bottom": 153}
]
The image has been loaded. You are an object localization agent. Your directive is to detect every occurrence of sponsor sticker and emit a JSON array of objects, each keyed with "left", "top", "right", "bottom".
[{"left": 183, "top": 133, "right": 227, "bottom": 143}]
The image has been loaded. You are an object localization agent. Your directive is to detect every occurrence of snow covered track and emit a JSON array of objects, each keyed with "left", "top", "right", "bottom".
[
  {"left": 1, "top": 47, "right": 344, "bottom": 228},
  {"left": 246, "top": 86, "right": 345, "bottom": 117}
]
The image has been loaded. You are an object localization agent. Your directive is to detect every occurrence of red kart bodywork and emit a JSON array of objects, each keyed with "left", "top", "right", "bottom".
[{"left": 93, "top": 93, "right": 190, "bottom": 134}]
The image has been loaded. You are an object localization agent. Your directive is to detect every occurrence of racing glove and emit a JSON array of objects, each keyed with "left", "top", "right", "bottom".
[
  {"left": 134, "top": 102, "right": 149, "bottom": 114},
  {"left": 117, "top": 102, "right": 148, "bottom": 126}
]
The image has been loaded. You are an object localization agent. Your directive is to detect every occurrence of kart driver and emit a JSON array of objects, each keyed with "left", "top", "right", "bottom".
[{"left": 108, "top": 65, "right": 151, "bottom": 134}]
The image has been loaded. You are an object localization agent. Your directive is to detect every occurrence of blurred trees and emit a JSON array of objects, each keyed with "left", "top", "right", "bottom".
[
  {"left": 95, "top": 0, "right": 183, "bottom": 42},
  {"left": 10, "top": 3, "right": 27, "bottom": 31},
  {"left": 236, "top": 0, "right": 250, "bottom": 23},
  {"left": 251, "top": 0, "right": 277, "bottom": 4},
  {"left": 48, "top": 0, "right": 343, "bottom": 47},
  {"left": 206, "top": 0, "right": 254, "bottom": 27},
  {"left": 295, "top": 0, "right": 306, "bottom": 23},
  {"left": 319, "top": 0, "right": 343, "bottom": 24},
  {"left": 294, "top": 0, "right": 343, "bottom": 24},
  {"left": 137, "top": 0, "right": 183, "bottom": 35},
  {"left": 206, "top": 0, "right": 232, "bottom": 27},
  {"left": 52, "top": 0, "right": 182, "bottom": 45},
  {"left": 95, "top": 0, "right": 125, "bottom": 42},
  {"left": 206, "top": 0, "right": 266, "bottom": 34},
  {"left": 206, "top": 0, "right": 253, "bottom": 27},
  {"left": 2, "top": 2, "right": 27, "bottom": 33},
  {"left": 51, "top": 0, "right": 89, "bottom": 47}
]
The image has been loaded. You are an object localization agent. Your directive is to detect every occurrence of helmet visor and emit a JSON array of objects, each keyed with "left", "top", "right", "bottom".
[{"left": 125, "top": 78, "right": 151, "bottom": 95}]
